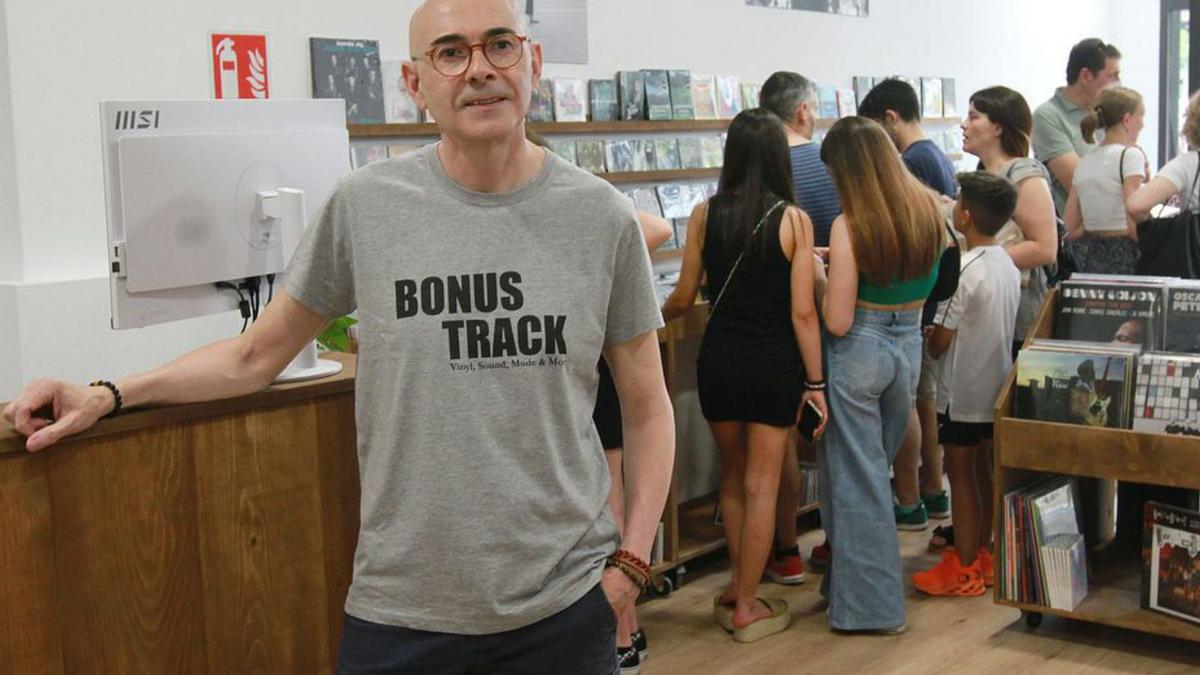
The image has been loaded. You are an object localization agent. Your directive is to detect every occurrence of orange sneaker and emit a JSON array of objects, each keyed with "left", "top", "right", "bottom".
[
  {"left": 912, "top": 550, "right": 986, "bottom": 597},
  {"left": 976, "top": 547, "right": 995, "bottom": 588}
]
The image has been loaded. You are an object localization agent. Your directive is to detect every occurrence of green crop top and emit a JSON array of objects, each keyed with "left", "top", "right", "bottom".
[{"left": 857, "top": 263, "right": 941, "bottom": 305}]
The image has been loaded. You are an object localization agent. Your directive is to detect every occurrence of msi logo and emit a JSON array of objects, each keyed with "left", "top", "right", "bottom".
[{"left": 114, "top": 110, "right": 160, "bottom": 130}]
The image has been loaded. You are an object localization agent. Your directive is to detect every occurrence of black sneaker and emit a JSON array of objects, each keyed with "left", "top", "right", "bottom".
[
  {"left": 631, "top": 628, "right": 648, "bottom": 661},
  {"left": 617, "top": 645, "right": 641, "bottom": 675}
]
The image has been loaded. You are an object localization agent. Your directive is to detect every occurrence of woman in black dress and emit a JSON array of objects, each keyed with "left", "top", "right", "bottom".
[{"left": 662, "top": 108, "right": 826, "bottom": 643}]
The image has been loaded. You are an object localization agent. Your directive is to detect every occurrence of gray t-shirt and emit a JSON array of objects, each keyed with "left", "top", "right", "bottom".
[
  {"left": 1033, "top": 87, "right": 1095, "bottom": 214},
  {"left": 996, "top": 157, "right": 1053, "bottom": 340},
  {"left": 286, "top": 143, "right": 663, "bottom": 634}
]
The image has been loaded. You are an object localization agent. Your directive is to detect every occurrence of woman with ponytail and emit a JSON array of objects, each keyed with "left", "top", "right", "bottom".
[{"left": 1063, "top": 86, "right": 1148, "bottom": 273}]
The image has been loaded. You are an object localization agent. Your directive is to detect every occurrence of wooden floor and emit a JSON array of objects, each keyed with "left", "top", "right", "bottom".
[{"left": 636, "top": 521, "right": 1200, "bottom": 674}]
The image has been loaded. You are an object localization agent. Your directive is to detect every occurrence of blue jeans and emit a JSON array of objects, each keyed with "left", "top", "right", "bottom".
[{"left": 818, "top": 308, "right": 921, "bottom": 631}]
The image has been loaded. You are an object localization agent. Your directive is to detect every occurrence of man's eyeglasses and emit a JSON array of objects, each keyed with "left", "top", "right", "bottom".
[{"left": 418, "top": 33, "right": 530, "bottom": 77}]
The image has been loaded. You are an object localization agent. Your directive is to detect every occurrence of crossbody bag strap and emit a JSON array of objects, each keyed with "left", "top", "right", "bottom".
[
  {"left": 1119, "top": 146, "right": 1129, "bottom": 183},
  {"left": 709, "top": 200, "right": 785, "bottom": 317}
]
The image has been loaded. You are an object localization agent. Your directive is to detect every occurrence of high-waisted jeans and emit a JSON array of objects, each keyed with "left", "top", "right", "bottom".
[{"left": 818, "top": 307, "right": 922, "bottom": 631}]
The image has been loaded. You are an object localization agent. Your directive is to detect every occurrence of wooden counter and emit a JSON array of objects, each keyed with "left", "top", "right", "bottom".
[{"left": 0, "top": 353, "right": 359, "bottom": 674}]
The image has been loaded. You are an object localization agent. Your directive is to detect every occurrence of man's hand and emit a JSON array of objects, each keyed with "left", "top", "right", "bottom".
[
  {"left": 3, "top": 380, "right": 114, "bottom": 452},
  {"left": 600, "top": 566, "right": 640, "bottom": 620}
]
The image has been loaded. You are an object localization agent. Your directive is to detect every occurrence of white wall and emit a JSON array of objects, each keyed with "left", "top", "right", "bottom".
[
  {"left": 0, "top": 0, "right": 20, "bottom": 282},
  {"left": 1, "top": 0, "right": 1159, "bottom": 398}
]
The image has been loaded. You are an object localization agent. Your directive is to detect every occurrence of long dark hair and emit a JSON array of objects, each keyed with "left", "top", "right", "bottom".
[
  {"left": 708, "top": 108, "right": 795, "bottom": 263},
  {"left": 969, "top": 86, "right": 1032, "bottom": 159}
]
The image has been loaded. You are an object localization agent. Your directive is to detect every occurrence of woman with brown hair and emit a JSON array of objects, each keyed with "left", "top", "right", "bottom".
[
  {"left": 1064, "top": 86, "right": 1148, "bottom": 274},
  {"left": 817, "top": 116, "right": 945, "bottom": 633},
  {"left": 961, "top": 86, "right": 1057, "bottom": 353},
  {"left": 663, "top": 108, "right": 826, "bottom": 643}
]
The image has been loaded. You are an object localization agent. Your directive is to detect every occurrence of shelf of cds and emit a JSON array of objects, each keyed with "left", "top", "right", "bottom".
[{"left": 992, "top": 278, "right": 1200, "bottom": 642}]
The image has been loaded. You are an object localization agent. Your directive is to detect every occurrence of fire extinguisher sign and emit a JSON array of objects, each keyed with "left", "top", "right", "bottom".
[{"left": 209, "top": 33, "right": 269, "bottom": 99}]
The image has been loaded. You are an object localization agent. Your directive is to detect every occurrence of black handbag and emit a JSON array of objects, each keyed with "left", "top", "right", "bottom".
[{"left": 1135, "top": 152, "right": 1200, "bottom": 278}]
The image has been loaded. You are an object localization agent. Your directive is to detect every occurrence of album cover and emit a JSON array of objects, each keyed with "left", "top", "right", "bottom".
[
  {"left": 1133, "top": 353, "right": 1200, "bottom": 436},
  {"left": 618, "top": 71, "right": 646, "bottom": 121},
  {"left": 310, "top": 37, "right": 385, "bottom": 123},
  {"left": 1056, "top": 278, "right": 1167, "bottom": 350},
  {"left": 382, "top": 60, "right": 421, "bottom": 123},
  {"left": 575, "top": 140, "right": 607, "bottom": 174},
  {"left": 942, "top": 77, "right": 958, "bottom": 118},
  {"left": 852, "top": 76, "right": 874, "bottom": 110},
  {"left": 1165, "top": 280, "right": 1200, "bottom": 353},
  {"left": 836, "top": 88, "right": 857, "bottom": 118},
  {"left": 527, "top": 78, "right": 555, "bottom": 122},
  {"left": 1014, "top": 346, "right": 1134, "bottom": 429},
  {"left": 1143, "top": 502, "right": 1200, "bottom": 626},
  {"left": 715, "top": 75, "right": 742, "bottom": 119},
  {"left": 654, "top": 138, "right": 681, "bottom": 171},
  {"left": 634, "top": 139, "right": 656, "bottom": 171},
  {"left": 921, "top": 77, "right": 944, "bottom": 119},
  {"left": 553, "top": 78, "right": 588, "bottom": 122},
  {"left": 630, "top": 187, "right": 663, "bottom": 217},
  {"left": 678, "top": 137, "right": 706, "bottom": 169},
  {"left": 642, "top": 69, "right": 674, "bottom": 121},
  {"left": 691, "top": 74, "right": 719, "bottom": 120},
  {"left": 604, "top": 140, "right": 636, "bottom": 173},
  {"left": 817, "top": 86, "right": 839, "bottom": 119},
  {"left": 700, "top": 136, "right": 725, "bottom": 168},
  {"left": 351, "top": 144, "right": 388, "bottom": 169},
  {"left": 736, "top": 82, "right": 759, "bottom": 111},
  {"left": 588, "top": 79, "right": 619, "bottom": 122},
  {"left": 943, "top": 129, "right": 964, "bottom": 154},
  {"left": 547, "top": 139, "right": 578, "bottom": 165},
  {"left": 668, "top": 70, "right": 696, "bottom": 120}
]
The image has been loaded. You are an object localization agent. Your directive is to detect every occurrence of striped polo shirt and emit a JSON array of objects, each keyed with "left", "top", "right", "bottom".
[{"left": 788, "top": 142, "right": 841, "bottom": 247}]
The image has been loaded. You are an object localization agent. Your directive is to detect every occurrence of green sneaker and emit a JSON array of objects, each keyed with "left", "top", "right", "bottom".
[
  {"left": 894, "top": 500, "right": 928, "bottom": 531},
  {"left": 922, "top": 491, "right": 951, "bottom": 519}
]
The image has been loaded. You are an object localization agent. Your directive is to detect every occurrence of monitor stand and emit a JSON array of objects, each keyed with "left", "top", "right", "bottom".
[
  {"left": 259, "top": 186, "right": 345, "bottom": 384},
  {"left": 276, "top": 341, "right": 343, "bottom": 383}
]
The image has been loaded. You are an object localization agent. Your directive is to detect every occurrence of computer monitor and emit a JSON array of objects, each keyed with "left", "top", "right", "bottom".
[{"left": 100, "top": 99, "right": 352, "bottom": 380}]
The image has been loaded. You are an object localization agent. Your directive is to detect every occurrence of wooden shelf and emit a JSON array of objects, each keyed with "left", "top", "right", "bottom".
[
  {"left": 597, "top": 167, "right": 720, "bottom": 184},
  {"left": 347, "top": 117, "right": 964, "bottom": 139},
  {"left": 675, "top": 496, "right": 726, "bottom": 565},
  {"left": 995, "top": 416, "right": 1200, "bottom": 489},
  {"left": 995, "top": 548, "right": 1200, "bottom": 643},
  {"left": 992, "top": 287, "right": 1200, "bottom": 643}
]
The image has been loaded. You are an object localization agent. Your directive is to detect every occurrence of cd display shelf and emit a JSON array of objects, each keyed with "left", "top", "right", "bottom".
[
  {"left": 992, "top": 287, "right": 1200, "bottom": 642},
  {"left": 348, "top": 118, "right": 965, "bottom": 264}
]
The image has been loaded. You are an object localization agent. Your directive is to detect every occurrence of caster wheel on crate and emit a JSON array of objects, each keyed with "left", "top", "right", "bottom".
[
  {"left": 1023, "top": 611, "right": 1043, "bottom": 629},
  {"left": 648, "top": 574, "right": 674, "bottom": 598}
]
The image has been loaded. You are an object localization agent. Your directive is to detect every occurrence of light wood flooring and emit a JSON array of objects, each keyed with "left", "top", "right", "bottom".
[{"left": 635, "top": 521, "right": 1200, "bottom": 674}]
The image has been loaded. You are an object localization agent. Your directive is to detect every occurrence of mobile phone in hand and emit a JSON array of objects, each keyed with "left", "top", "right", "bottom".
[{"left": 796, "top": 398, "right": 824, "bottom": 442}]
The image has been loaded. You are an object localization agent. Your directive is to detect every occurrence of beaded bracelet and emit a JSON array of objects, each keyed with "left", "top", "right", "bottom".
[
  {"left": 605, "top": 558, "right": 650, "bottom": 591},
  {"left": 89, "top": 380, "right": 123, "bottom": 419}
]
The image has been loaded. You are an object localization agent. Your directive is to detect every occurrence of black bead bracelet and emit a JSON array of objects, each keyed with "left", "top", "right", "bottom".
[{"left": 89, "top": 380, "right": 123, "bottom": 419}]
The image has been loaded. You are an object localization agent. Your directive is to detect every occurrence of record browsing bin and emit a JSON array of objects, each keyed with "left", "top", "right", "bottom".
[{"left": 993, "top": 287, "right": 1200, "bottom": 641}]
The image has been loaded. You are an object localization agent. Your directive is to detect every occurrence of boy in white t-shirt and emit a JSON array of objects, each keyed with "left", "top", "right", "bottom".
[{"left": 913, "top": 171, "right": 1021, "bottom": 597}]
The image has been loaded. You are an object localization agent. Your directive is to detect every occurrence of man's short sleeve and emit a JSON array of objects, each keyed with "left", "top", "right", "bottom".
[
  {"left": 285, "top": 184, "right": 357, "bottom": 318},
  {"left": 935, "top": 260, "right": 978, "bottom": 331},
  {"left": 1032, "top": 104, "right": 1075, "bottom": 163},
  {"left": 605, "top": 215, "right": 665, "bottom": 347}
]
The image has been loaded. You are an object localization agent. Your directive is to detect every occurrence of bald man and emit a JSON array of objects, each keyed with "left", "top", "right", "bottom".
[{"left": 3, "top": 1, "right": 674, "bottom": 673}]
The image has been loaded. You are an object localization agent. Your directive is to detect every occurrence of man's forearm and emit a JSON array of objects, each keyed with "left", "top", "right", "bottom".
[
  {"left": 117, "top": 336, "right": 270, "bottom": 409},
  {"left": 617, "top": 399, "right": 675, "bottom": 561}
]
